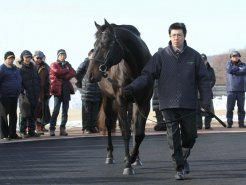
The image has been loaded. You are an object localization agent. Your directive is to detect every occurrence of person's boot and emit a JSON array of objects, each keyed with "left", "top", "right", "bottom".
[
  {"left": 28, "top": 130, "right": 41, "bottom": 137},
  {"left": 41, "top": 125, "right": 49, "bottom": 132},
  {"left": 239, "top": 122, "right": 246, "bottom": 128},
  {"left": 50, "top": 130, "right": 55, "bottom": 136},
  {"left": 154, "top": 123, "right": 167, "bottom": 131},
  {"left": 36, "top": 122, "right": 44, "bottom": 135},
  {"left": 60, "top": 127, "right": 68, "bottom": 136},
  {"left": 154, "top": 110, "right": 167, "bottom": 131}
]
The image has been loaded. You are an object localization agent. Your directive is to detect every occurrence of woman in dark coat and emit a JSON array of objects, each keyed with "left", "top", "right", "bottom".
[{"left": 19, "top": 50, "right": 40, "bottom": 138}]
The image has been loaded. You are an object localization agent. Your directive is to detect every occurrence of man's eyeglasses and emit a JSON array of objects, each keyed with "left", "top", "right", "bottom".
[
  {"left": 36, "top": 57, "right": 42, "bottom": 60},
  {"left": 170, "top": 34, "right": 183, "bottom": 38}
]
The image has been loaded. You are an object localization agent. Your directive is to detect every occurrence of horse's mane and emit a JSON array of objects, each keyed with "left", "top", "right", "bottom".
[{"left": 95, "top": 23, "right": 141, "bottom": 39}]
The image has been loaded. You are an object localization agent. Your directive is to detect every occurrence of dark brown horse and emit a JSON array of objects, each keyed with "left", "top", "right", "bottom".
[{"left": 87, "top": 19, "right": 153, "bottom": 175}]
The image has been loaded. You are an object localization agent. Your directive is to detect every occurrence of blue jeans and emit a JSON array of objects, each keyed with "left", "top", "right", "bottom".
[{"left": 50, "top": 97, "right": 69, "bottom": 131}]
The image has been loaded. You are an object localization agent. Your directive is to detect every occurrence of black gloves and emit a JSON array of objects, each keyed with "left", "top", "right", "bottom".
[
  {"left": 201, "top": 103, "right": 210, "bottom": 111},
  {"left": 75, "top": 81, "right": 82, "bottom": 88},
  {"left": 230, "top": 66, "right": 239, "bottom": 74}
]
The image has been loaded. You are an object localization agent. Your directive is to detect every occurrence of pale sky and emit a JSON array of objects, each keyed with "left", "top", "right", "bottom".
[{"left": 1, "top": 0, "right": 246, "bottom": 68}]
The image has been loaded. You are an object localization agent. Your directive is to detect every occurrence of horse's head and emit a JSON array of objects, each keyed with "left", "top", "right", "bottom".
[{"left": 87, "top": 19, "right": 124, "bottom": 83}]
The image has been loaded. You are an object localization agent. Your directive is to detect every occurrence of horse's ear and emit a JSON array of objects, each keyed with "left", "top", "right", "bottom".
[
  {"left": 94, "top": 21, "right": 101, "bottom": 30},
  {"left": 104, "top": 19, "right": 110, "bottom": 26},
  {"left": 104, "top": 19, "right": 114, "bottom": 32}
]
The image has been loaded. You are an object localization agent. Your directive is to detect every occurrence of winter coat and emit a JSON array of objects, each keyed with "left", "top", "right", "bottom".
[
  {"left": 36, "top": 61, "right": 50, "bottom": 100},
  {"left": 206, "top": 62, "right": 216, "bottom": 88},
  {"left": 0, "top": 64, "right": 22, "bottom": 98},
  {"left": 130, "top": 41, "right": 212, "bottom": 110},
  {"left": 19, "top": 62, "right": 40, "bottom": 116},
  {"left": 76, "top": 58, "right": 102, "bottom": 102},
  {"left": 50, "top": 60, "right": 76, "bottom": 99},
  {"left": 226, "top": 60, "right": 246, "bottom": 92}
]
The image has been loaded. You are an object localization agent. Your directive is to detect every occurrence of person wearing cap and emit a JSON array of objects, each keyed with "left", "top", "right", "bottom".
[
  {"left": 122, "top": 23, "right": 212, "bottom": 180},
  {"left": 0, "top": 51, "right": 22, "bottom": 140},
  {"left": 226, "top": 51, "right": 246, "bottom": 128},
  {"left": 33, "top": 51, "right": 51, "bottom": 134},
  {"left": 49, "top": 49, "right": 76, "bottom": 136},
  {"left": 18, "top": 50, "right": 41, "bottom": 138},
  {"left": 196, "top": 54, "right": 216, "bottom": 129}
]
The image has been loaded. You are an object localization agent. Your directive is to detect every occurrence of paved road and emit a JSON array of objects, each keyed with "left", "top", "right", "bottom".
[{"left": 0, "top": 132, "right": 246, "bottom": 185}]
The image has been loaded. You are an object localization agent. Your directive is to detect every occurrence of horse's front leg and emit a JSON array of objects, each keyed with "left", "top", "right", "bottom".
[
  {"left": 119, "top": 107, "right": 135, "bottom": 175},
  {"left": 130, "top": 103, "right": 149, "bottom": 165},
  {"left": 104, "top": 98, "right": 115, "bottom": 164},
  {"left": 105, "top": 124, "right": 114, "bottom": 164}
]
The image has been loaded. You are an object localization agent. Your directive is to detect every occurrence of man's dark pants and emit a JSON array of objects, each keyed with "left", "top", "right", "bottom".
[
  {"left": 226, "top": 91, "right": 245, "bottom": 126},
  {"left": 82, "top": 100, "right": 100, "bottom": 130},
  {"left": 162, "top": 108, "right": 197, "bottom": 171},
  {"left": 0, "top": 97, "right": 18, "bottom": 138}
]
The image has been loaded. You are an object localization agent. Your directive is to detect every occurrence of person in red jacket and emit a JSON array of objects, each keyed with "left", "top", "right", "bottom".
[{"left": 49, "top": 49, "right": 76, "bottom": 136}]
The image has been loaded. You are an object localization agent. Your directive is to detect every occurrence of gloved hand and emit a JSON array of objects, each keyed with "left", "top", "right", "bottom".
[
  {"left": 201, "top": 103, "right": 210, "bottom": 111},
  {"left": 75, "top": 81, "right": 82, "bottom": 88},
  {"left": 230, "top": 66, "right": 239, "bottom": 74},
  {"left": 122, "top": 85, "right": 135, "bottom": 102}
]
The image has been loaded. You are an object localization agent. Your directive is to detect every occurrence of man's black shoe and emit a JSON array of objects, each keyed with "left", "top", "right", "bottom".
[{"left": 227, "top": 125, "right": 232, "bottom": 128}]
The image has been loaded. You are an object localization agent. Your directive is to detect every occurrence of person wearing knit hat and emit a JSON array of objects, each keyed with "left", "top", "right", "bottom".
[
  {"left": 0, "top": 51, "right": 22, "bottom": 140},
  {"left": 57, "top": 49, "right": 67, "bottom": 58},
  {"left": 4, "top": 51, "right": 15, "bottom": 60},
  {"left": 49, "top": 49, "right": 76, "bottom": 136}
]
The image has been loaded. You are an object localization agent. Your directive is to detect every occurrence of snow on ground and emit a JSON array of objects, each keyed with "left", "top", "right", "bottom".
[{"left": 49, "top": 93, "right": 241, "bottom": 128}]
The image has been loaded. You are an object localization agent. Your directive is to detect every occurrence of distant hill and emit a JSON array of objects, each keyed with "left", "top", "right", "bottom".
[{"left": 208, "top": 48, "right": 246, "bottom": 85}]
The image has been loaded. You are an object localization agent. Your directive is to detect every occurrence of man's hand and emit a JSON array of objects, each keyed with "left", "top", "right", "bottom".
[
  {"left": 122, "top": 85, "right": 135, "bottom": 102},
  {"left": 230, "top": 66, "right": 239, "bottom": 74},
  {"left": 201, "top": 103, "right": 210, "bottom": 111},
  {"left": 75, "top": 81, "right": 82, "bottom": 88}
]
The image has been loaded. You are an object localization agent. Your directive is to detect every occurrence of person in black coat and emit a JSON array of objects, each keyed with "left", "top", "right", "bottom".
[
  {"left": 196, "top": 54, "right": 216, "bottom": 129},
  {"left": 152, "top": 80, "right": 166, "bottom": 131},
  {"left": 76, "top": 49, "right": 102, "bottom": 134},
  {"left": 123, "top": 23, "right": 212, "bottom": 180},
  {"left": 19, "top": 50, "right": 41, "bottom": 138}
]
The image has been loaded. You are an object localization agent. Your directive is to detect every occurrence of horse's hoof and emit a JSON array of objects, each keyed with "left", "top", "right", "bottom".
[
  {"left": 132, "top": 157, "right": 143, "bottom": 166},
  {"left": 123, "top": 167, "right": 135, "bottom": 175},
  {"left": 105, "top": 158, "right": 115, "bottom": 164}
]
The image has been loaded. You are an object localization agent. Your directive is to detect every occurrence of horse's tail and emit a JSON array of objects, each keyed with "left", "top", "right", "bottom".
[{"left": 98, "top": 104, "right": 107, "bottom": 135}]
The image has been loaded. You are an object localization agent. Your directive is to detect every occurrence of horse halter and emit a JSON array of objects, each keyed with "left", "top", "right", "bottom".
[{"left": 93, "top": 31, "right": 124, "bottom": 78}]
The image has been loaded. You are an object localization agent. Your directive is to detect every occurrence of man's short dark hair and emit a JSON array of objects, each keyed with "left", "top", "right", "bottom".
[
  {"left": 88, "top": 49, "right": 94, "bottom": 56},
  {"left": 168, "top": 22, "right": 187, "bottom": 37}
]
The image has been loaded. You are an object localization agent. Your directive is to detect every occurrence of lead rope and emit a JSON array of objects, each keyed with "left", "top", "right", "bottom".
[{"left": 106, "top": 77, "right": 197, "bottom": 124}]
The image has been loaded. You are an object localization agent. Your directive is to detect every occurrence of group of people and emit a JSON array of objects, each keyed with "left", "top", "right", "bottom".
[
  {"left": 1, "top": 22, "right": 246, "bottom": 181},
  {"left": 0, "top": 49, "right": 76, "bottom": 139}
]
